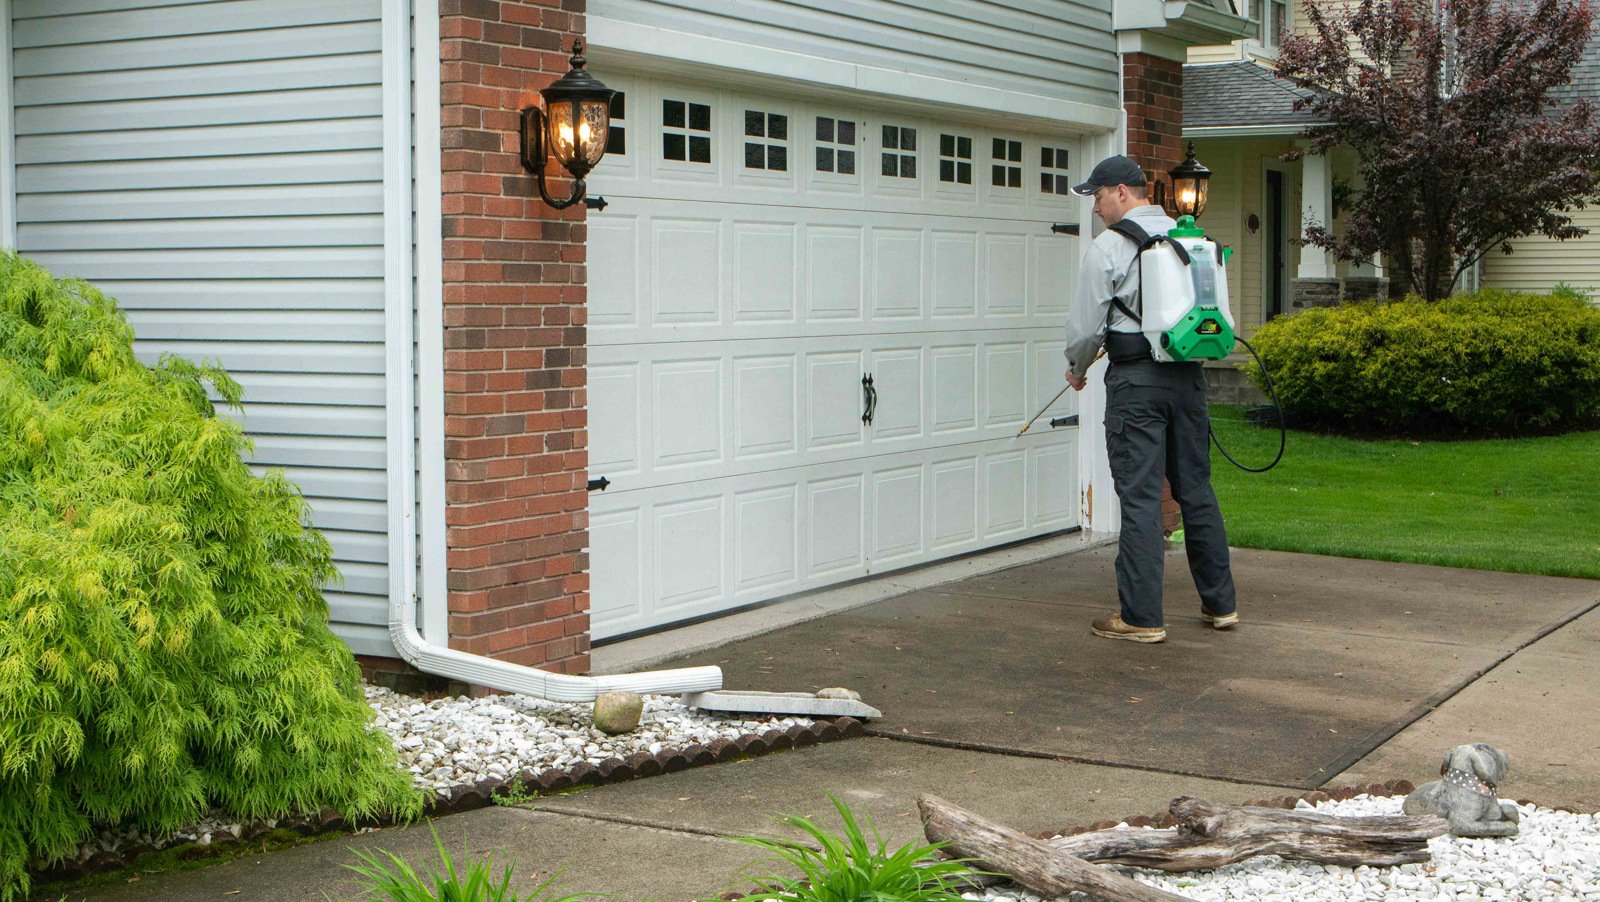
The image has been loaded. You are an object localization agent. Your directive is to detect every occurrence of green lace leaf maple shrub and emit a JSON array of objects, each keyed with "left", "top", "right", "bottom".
[
  {"left": 0, "top": 253, "right": 419, "bottom": 900},
  {"left": 1242, "top": 289, "right": 1600, "bottom": 436}
]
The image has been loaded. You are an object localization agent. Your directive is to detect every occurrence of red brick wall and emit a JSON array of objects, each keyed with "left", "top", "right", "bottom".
[
  {"left": 1122, "top": 53, "right": 1185, "bottom": 177},
  {"left": 1122, "top": 52, "right": 1186, "bottom": 536},
  {"left": 439, "top": 0, "right": 592, "bottom": 675}
]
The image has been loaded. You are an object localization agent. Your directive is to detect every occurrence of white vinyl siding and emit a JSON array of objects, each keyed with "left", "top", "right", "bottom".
[
  {"left": 1483, "top": 209, "right": 1600, "bottom": 299},
  {"left": 589, "top": 0, "right": 1120, "bottom": 114},
  {"left": 9, "top": 0, "right": 394, "bottom": 656}
]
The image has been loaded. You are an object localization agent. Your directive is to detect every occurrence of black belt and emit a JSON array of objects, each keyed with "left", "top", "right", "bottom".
[{"left": 1105, "top": 331, "right": 1154, "bottom": 364}]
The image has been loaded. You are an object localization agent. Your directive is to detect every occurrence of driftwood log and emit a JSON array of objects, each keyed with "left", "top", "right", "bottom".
[
  {"left": 1047, "top": 796, "right": 1450, "bottom": 871},
  {"left": 918, "top": 794, "right": 1198, "bottom": 902}
]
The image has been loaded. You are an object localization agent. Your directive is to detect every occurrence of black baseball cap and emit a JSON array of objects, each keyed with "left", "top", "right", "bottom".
[{"left": 1071, "top": 155, "right": 1147, "bottom": 196}]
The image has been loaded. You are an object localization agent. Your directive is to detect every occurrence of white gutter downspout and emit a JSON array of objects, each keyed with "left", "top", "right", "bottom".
[
  {"left": 385, "top": 0, "right": 721, "bottom": 703},
  {"left": 1, "top": 0, "right": 16, "bottom": 251}
]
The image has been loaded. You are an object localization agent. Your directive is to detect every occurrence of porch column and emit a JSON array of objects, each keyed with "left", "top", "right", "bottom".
[
  {"left": 1293, "top": 144, "right": 1341, "bottom": 309},
  {"left": 1342, "top": 158, "right": 1389, "bottom": 300}
]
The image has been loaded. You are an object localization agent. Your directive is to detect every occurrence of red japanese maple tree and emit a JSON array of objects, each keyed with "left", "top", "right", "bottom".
[{"left": 1277, "top": 0, "right": 1600, "bottom": 300}]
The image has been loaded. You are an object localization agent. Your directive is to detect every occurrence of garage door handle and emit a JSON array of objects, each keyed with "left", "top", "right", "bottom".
[
  {"left": 588, "top": 476, "right": 610, "bottom": 492},
  {"left": 861, "top": 373, "right": 877, "bottom": 426},
  {"left": 1049, "top": 415, "right": 1080, "bottom": 428},
  {"left": 1050, "top": 223, "right": 1080, "bottom": 236}
]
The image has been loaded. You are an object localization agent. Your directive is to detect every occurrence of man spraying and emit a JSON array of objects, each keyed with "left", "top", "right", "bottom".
[{"left": 1063, "top": 155, "right": 1238, "bottom": 644}]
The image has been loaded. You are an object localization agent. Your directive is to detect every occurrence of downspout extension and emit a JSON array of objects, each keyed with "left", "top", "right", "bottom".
[{"left": 387, "top": 596, "right": 723, "bottom": 705}]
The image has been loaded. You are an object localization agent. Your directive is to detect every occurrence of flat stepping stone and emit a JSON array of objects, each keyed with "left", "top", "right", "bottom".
[{"left": 681, "top": 690, "right": 882, "bottom": 719}]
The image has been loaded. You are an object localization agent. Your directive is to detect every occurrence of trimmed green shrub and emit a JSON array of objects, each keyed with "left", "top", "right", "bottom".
[
  {"left": 1242, "top": 289, "right": 1600, "bottom": 436},
  {"left": 0, "top": 253, "right": 419, "bottom": 900}
]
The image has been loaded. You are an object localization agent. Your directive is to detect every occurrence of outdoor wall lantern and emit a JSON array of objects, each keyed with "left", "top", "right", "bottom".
[
  {"left": 1168, "top": 141, "right": 1212, "bottom": 219},
  {"left": 519, "top": 40, "right": 616, "bottom": 210}
]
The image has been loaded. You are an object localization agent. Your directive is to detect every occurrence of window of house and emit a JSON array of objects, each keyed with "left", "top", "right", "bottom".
[
  {"left": 992, "top": 138, "right": 1022, "bottom": 189},
  {"left": 1251, "top": 0, "right": 1289, "bottom": 49},
  {"left": 815, "top": 117, "right": 857, "bottom": 175},
  {"left": 1041, "top": 146, "right": 1072, "bottom": 195},
  {"left": 606, "top": 92, "right": 626, "bottom": 156},
  {"left": 939, "top": 133, "right": 973, "bottom": 184},
  {"left": 744, "top": 109, "right": 788, "bottom": 171},
  {"left": 663, "top": 98, "right": 712, "bottom": 164},
  {"left": 881, "top": 125, "right": 917, "bottom": 179}
]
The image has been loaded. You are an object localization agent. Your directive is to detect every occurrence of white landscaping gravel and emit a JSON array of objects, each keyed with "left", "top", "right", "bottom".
[
  {"left": 968, "top": 794, "right": 1600, "bottom": 902},
  {"left": 364, "top": 685, "right": 815, "bottom": 799},
  {"left": 61, "top": 684, "right": 814, "bottom": 868}
]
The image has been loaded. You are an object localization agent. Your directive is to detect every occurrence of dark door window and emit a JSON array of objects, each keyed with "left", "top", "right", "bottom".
[{"left": 1267, "top": 169, "right": 1286, "bottom": 318}]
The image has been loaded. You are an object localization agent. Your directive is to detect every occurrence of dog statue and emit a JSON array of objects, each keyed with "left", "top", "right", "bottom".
[{"left": 1402, "top": 743, "right": 1521, "bottom": 837}]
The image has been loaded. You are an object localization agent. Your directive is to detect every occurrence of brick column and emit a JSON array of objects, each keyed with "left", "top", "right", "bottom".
[
  {"left": 439, "top": 0, "right": 591, "bottom": 675},
  {"left": 1121, "top": 52, "right": 1187, "bottom": 537},
  {"left": 1121, "top": 53, "right": 1185, "bottom": 180}
]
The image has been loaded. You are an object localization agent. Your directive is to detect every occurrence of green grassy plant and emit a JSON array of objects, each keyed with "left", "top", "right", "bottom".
[
  {"left": 0, "top": 253, "right": 419, "bottom": 900},
  {"left": 342, "top": 821, "right": 596, "bottom": 902},
  {"left": 726, "top": 795, "right": 979, "bottom": 902}
]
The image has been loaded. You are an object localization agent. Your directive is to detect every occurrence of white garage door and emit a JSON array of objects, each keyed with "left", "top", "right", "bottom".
[{"left": 587, "top": 74, "right": 1085, "bottom": 640}]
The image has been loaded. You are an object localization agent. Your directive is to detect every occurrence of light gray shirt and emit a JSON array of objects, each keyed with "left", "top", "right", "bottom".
[{"left": 1064, "top": 204, "right": 1177, "bottom": 379}]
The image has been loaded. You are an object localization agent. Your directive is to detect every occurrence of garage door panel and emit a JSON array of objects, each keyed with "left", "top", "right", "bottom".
[
  {"left": 734, "top": 355, "right": 799, "bottom": 459},
  {"left": 806, "top": 225, "right": 866, "bottom": 320},
  {"left": 654, "top": 495, "right": 725, "bottom": 615},
  {"left": 985, "top": 343, "right": 1028, "bottom": 427},
  {"left": 589, "top": 332, "right": 1068, "bottom": 495},
  {"left": 871, "top": 228, "right": 924, "bottom": 317},
  {"left": 807, "top": 351, "right": 866, "bottom": 450},
  {"left": 931, "top": 458, "right": 977, "bottom": 552},
  {"left": 733, "top": 221, "right": 798, "bottom": 322},
  {"left": 931, "top": 231, "right": 979, "bottom": 316},
  {"left": 1030, "top": 443, "right": 1079, "bottom": 530},
  {"left": 807, "top": 474, "right": 866, "bottom": 580},
  {"left": 735, "top": 486, "right": 799, "bottom": 593},
  {"left": 590, "top": 362, "right": 643, "bottom": 476},
  {"left": 652, "top": 359, "right": 723, "bottom": 469},
  {"left": 985, "top": 234, "right": 1029, "bottom": 315},
  {"left": 590, "top": 214, "right": 641, "bottom": 326},
  {"left": 930, "top": 346, "right": 978, "bottom": 434},
  {"left": 652, "top": 218, "right": 722, "bottom": 323},
  {"left": 867, "top": 347, "right": 923, "bottom": 441},
  {"left": 588, "top": 75, "right": 1083, "bottom": 640},
  {"left": 871, "top": 464, "right": 925, "bottom": 564},
  {"left": 984, "top": 450, "right": 1029, "bottom": 540}
]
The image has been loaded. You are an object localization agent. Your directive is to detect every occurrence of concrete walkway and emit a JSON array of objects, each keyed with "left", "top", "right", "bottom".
[{"left": 58, "top": 542, "right": 1600, "bottom": 902}]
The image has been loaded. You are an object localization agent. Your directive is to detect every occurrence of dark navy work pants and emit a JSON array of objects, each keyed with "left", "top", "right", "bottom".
[{"left": 1103, "top": 360, "right": 1237, "bottom": 628}]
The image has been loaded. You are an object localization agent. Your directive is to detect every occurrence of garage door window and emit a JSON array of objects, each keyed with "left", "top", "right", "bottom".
[
  {"left": 881, "top": 125, "right": 917, "bottom": 178},
  {"left": 663, "top": 98, "right": 712, "bottom": 163},
  {"left": 1041, "top": 146, "right": 1073, "bottom": 194},
  {"left": 815, "top": 117, "right": 857, "bottom": 175},
  {"left": 939, "top": 133, "right": 973, "bottom": 185},
  {"left": 992, "top": 138, "right": 1023, "bottom": 189},
  {"left": 743, "top": 110, "right": 789, "bottom": 171}
]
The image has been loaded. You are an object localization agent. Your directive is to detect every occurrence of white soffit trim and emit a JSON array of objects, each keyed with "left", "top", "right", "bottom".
[
  {"left": 0, "top": 0, "right": 15, "bottom": 250},
  {"left": 586, "top": 16, "right": 1122, "bottom": 135},
  {"left": 387, "top": 0, "right": 721, "bottom": 701}
]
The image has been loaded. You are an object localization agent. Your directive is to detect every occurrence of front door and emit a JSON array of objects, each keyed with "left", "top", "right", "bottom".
[{"left": 1266, "top": 169, "right": 1287, "bottom": 318}]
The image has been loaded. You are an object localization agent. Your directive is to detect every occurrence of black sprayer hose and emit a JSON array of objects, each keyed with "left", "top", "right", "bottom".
[{"left": 1209, "top": 336, "right": 1286, "bottom": 473}]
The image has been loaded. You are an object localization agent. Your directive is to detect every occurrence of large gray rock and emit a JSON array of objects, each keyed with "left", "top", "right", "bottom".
[{"left": 593, "top": 691, "right": 644, "bottom": 735}]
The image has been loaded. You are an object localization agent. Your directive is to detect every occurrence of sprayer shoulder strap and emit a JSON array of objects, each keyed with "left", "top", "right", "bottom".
[{"left": 1105, "top": 219, "right": 1192, "bottom": 326}]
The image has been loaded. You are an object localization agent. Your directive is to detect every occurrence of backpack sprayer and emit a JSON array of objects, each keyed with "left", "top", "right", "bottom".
[{"left": 1018, "top": 214, "right": 1285, "bottom": 472}]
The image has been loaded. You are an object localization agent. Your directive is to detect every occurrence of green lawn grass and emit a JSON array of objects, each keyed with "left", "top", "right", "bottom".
[{"left": 1207, "top": 406, "right": 1600, "bottom": 580}]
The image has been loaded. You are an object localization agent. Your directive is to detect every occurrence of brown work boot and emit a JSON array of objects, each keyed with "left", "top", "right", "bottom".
[
  {"left": 1091, "top": 613, "right": 1166, "bottom": 643},
  {"left": 1201, "top": 607, "right": 1239, "bottom": 630}
]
